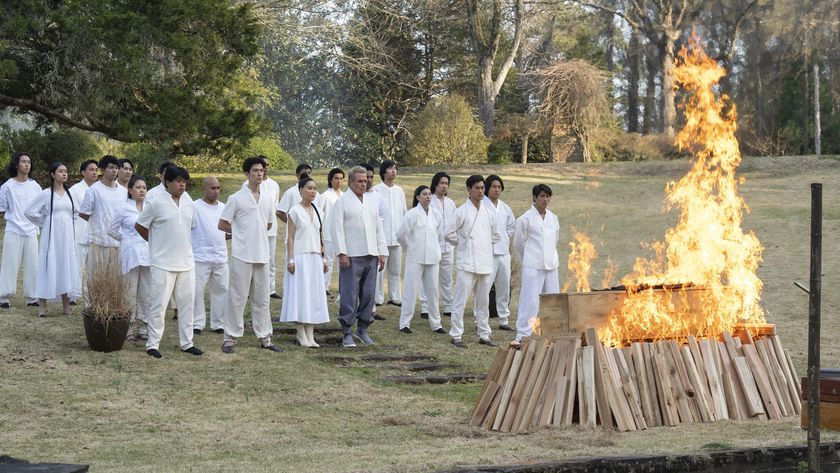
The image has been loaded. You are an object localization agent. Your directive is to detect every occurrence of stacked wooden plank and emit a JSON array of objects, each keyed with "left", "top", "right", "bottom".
[
  {"left": 471, "top": 328, "right": 801, "bottom": 432},
  {"left": 801, "top": 371, "right": 840, "bottom": 431}
]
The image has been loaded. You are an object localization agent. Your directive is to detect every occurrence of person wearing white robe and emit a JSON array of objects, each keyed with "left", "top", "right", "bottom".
[
  {"left": 69, "top": 159, "right": 98, "bottom": 301},
  {"left": 192, "top": 177, "right": 229, "bottom": 334},
  {"left": 79, "top": 155, "right": 123, "bottom": 274},
  {"left": 135, "top": 166, "right": 201, "bottom": 359},
  {"left": 446, "top": 175, "right": 501, "bottom": 348},
  {"left": 513, "top": 184, "right": 561, "bottom": 342},
  {"left": 361, "top": 164, "right": 386, "bottom": 317},
  {"left": 280, "top": 176, "right": 329, "bottom": 347},
  {"left": 25, "top": 162, "right": 79, "bottom": 316},
  {"left": 396, "top": 186, "right": 446, "bottom": 334},
  {"left": 144, "top": 161, "right": 175, "bottom": 204},
  {"left": 219, "top": 157, "right": 281, "bottom": 354},
  {"left": 0, "top": 152, "right": 42, "bottom": 308},
  {"left": 373, "top": 160, "right": 406, "bottom": 307},
  {"left": 483, "top": 175, "right": 516, "bottom": 331},
  {"left": 315, "top": 167, "right": 344, "bottom": 294},
  {"left": 108, "top": 176, "right": 150, "bottom": 340},
  {"left": 116, "top": 158, "right": 134, "bottom": 189},
  {"left": 419, "top": 172, "right": 456, "bottom": 317},
  {"left": 241, "top": 156, "right": 280, "bottom": 297}
]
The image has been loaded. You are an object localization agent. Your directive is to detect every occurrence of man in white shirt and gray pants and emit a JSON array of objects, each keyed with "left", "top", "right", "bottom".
[
  {"left": 446, "top": 175, "right": 501, "bottom": 349},
  {"left": 331, "top": 166, "right": 387, "bottom": 347}
]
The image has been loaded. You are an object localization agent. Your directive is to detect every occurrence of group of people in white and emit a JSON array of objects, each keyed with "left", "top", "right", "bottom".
[{"left": 0, "top": 151, "right": 562, "bottom": 356}]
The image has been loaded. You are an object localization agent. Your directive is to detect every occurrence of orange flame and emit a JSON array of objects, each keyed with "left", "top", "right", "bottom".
[
  {"left": 562, "top": 227, "right": 597, "bottom": 292},
  {"left": 599, "top": 37, "right": 765, "bottom": 346},
  {"left": 528, "top": 317, "right": 541, "bottom": 336}
]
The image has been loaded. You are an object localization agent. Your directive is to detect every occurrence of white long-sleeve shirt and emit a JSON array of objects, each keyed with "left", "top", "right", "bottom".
[
  {"left": 373, "top": 182, "right": 406, "bottom": 246},
  {"left": 484, "top": 196, "right": 515, "bottom": 255},
  {"left": 80, "top": 180, "right": 124, "bottom": 247},
  {"left": 108, "top": 199, "right": 149, "bottom": 274},
  {"left": 514, "top": 205, "right": 560, "bottom": 271},
  {"left": 397, "top": 205, "right": 444, "bottom": 265},
  {"left": 431, "top": 194, "right": 456, "bottom": 253},
  {"left": 68, "top": 180, "right": 91, "bottom": 245},
  {"left": 446, "top": 199, "right": 500, "bottom": 275},
  {"left": 242, "top": 177, "right": 280, "bottom": 237},
  {"left": 331, "top": 191, "right": 387, "bottom": 258}
]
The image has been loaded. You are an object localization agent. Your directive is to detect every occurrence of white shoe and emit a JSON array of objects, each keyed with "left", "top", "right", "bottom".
[
  {"left": 305, "top": 324, "right": 320, "bottom": 348},
  {"left": 296, "top": 326, "right": 313, "bottom": 347}
]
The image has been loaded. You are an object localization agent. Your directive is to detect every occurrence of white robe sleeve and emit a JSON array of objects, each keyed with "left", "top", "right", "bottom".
[
  {"left": 513, "top": 216, "right": 527, "bottom": 262},
  {"left": 24, "top": 190, "right": 47, "bottom": 227}
]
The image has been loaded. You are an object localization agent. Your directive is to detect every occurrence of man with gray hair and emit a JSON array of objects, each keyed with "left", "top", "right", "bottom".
[{"left": 330, "top": 166, "right": 387, "bottom": 347}]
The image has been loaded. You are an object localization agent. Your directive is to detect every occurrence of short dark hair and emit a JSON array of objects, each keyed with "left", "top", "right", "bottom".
[
  {"left": 532, "top": 183, "right": 552, "bottom": 198},
  {"left": 412, "top": 185, "right": 430, "bottom": 208},
  {"left": 119, "top": 158, "right": 134, "bottom": 170},
  {"left": 242, "top": 156, "right": 264, "bottom": 174},
  {"left": 298, "top": 175, "right": 315, "bottom": 189},
  {"left": 430, "top": 172, "right": 450, "bottom": 194},
  {"left": 99, "top": 155, "right": 120, "bottom": 170},
  {"left": 327, "top": 168, "right": 344, "bottom": 188},
  {"left": 295, "top": 163, "right": 312, "bottom": 177},
  {"left": 484, "top": 174, "right": 504, "bottom": 196},
  {"left": 79, "top": 159, "right": 98, "bottom": 174},
  {"left": 360, "top": 163, "right": 374, "bottom": 173},
  {"left": 257, "top": 155, "right": 269, "bottom": 166},
  {"left": 379, "top": 160, "right": 396, "bottom": 180},
  {"left": 127, "top": 175, "right": 147, "bottom": 200},
  {"left": 466, "top": 174, "right": 484, "bottom": 189},
  {"left": 157, "top": 161, "right": 176, "bottom": 175},
  {"left": 164, "top": 165, "right": 190, "bottom": 183},
  {"left": 7, "top": 152, "right": 32, "bottom": 178}
]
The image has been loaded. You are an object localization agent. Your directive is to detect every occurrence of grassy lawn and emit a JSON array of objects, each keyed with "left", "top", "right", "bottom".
[{"left": 2, "top": 155, "right": 840, "bottom": 472}]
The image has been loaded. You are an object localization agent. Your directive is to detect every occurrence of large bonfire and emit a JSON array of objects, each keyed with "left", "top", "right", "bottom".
[{"left": 598, "top": 37, "right": 765, "bottom": 346}]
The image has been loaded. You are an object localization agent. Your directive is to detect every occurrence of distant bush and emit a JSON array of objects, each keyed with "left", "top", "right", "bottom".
[
  {"left": 3, "top": 128, "right": 101, "bottom": 173},
  {"left": 589, "top": 129, "right": 677, "bottom": 161},
  {"left": 236, "top": 135, "right": 295, "bottom": 170},
  {"left": 122, "top": 142, "right": 173, "bottom": 177},
  {"left": 487, "top": 140, "right": 512, "bottom": 164},
  {"left": 406, "top": 95, "right": 490, "bottom": 166}
]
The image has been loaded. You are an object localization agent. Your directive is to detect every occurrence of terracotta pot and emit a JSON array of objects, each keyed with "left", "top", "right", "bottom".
[{"left": 82, "top": 309, "right": 129, "bottom": 352}]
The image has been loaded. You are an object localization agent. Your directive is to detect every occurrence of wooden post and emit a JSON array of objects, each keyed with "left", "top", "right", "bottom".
[
  {"left": 814, "top": 63, "right": 821, "bottom": 156},
  {"left": 807, "top": 183, "right": 822, "bottom": 472}
]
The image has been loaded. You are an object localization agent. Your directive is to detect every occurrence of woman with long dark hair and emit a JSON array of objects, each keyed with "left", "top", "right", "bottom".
[
  {"left": 108, "top": 175, "right": 150, "bottom": 341},
  {"left": 25, "top": 162, "right": 79, "bottom": 316},
  {"left": 0, "top": 152, "right": 42, "bottom": 308}
]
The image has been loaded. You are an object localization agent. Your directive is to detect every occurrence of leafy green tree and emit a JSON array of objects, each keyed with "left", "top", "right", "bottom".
[
  {"left": 407, "top": 95, "right": 490, "bottom": 166},
  {"left": 2, "top": 128, "right": 101, "bottom": 172},
  {"left": 0, "top": 0, "right": 267, "bottom": 154}
]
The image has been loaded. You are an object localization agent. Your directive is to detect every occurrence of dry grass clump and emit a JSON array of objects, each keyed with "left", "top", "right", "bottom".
[{"left": 84, "top": 261, "right": 132, "bottom": 322}]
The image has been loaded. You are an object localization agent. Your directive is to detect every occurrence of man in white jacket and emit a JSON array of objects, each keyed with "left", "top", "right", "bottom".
[
  {"left": 513, "top": 184, "right": 561, "bottom": 343},
  {"left": 446, "top": 175, "right": 501, "bottom": 348},
  {"left": 373, "top": 160, "right": 406, "bottom": 307},
  {"left": 483, "top": 174, "right": 515, "bottom": 331}
]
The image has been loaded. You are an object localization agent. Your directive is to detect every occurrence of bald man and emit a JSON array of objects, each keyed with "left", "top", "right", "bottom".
[{"left": 191, "top": 177, "right": 230, "bottom": 334}]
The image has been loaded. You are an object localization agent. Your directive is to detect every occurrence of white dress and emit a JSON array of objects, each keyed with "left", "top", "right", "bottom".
[
  {"left": 25, "top": 189, "right": 80, "bottom": 300},
  {"left": 279, "top": 204, "right": 329, "bottom": 324}
]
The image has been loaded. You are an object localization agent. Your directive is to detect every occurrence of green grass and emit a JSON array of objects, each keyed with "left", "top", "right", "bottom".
[{"left": 2, "top": 155, "right": 840, "bottom": 472}]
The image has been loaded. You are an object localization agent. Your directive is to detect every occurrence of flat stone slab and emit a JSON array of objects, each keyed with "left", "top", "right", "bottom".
[
  {"left": 322, "top": 353, "right": 438, "bottom": 364},
  {"left": 438, "top": 442, "right": 840, "bottom": 473},
  {"left": 0, "top": 456, "right": 88, "bottom": 473},
  {"left": 381, "top": 373, "right": 485, "bottom": 385}
]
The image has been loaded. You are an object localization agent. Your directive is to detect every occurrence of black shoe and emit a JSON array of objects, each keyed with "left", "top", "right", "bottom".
[
  {"left": 0, "top": 302, "right": 9, "bottom": 309},
  {"left": 399, "top": 327, "right": 413, "bottom": 334},
  {"left": 69, "top": 300, "right": 77, "bottom": 306},
  {"left": 373, "top": 314, "right": 386, "bottom": 321},
  {"left": 193, "top": 329, "right": 202, "bottom": 335},
  {"left": 443, "top": 312, "right": 451, "bottom": 317},
  {"left": 261, "top": 344, "right": 283, "bottom": 353},
  {"left": 375, "top": 303, "right": 382, "bottom": 307},
  {"left": 173, "top": 309, "right": 178, "bottom": 320},
  {"left": 420, "top": 313, "right": 429, "bottom": 320},
  {"left": 183, "top": 346, "right": 203, "bottom": 356},
  {"left": 222, "top": 341, "right": 234, "bottom": 354},
  {"left": 27, "top": 301, "right": 39, "bottom": 307},
  {"left": 387, "top": 300, "right": 402, "bottom": 307},
  {"left": 212, "top": 328, "right": 224, "bottom": 334},
  {"left": 326, "top": 290, "right": 332, "bottom": 297},
  {"left": 433, "top": 328, "right": 446, "bottom": 334},
  {"left": 270, "top": 293, "right": 281, "bottom": 299},
  {"left": 479, "top": 338, "right": 498, "bottom": 347},
  {"left": 146, "top": 349, "right": 163, "bottom": 359},
  {"left": 498, "top": 324, "right": 513, "bottom": 331},
  {"left": 450, "top": 339, "right": 468, "bottom": 349}
]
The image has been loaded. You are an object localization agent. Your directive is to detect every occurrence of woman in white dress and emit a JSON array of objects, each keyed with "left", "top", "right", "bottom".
[
  {"left": 25, "top": 162, "right": 79, "bottom": 317},
  {"left": 107, "top": 176, "right": 150, "bottom": 341},
  {"left": 396, "top": 185, "right": 446, "bottom": 334},
  {"left": 280, "top": 176, "right": 329, "bottom": 347}
]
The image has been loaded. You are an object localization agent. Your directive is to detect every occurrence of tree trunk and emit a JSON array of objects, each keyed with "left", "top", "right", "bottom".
[
  {"left": 814, "top": 62, "right": 821, "bottom": 156},
  {"left": 802, "top": 54, "right": 810, "bottom": 155},
  {"left": 627, "top": 30, "right": 641, "bottom": 133},
  {"left": 521, "top": 133, "right": 529, "bottom": 163},
  {"left": 661, "top": 34, "right": 677, "bottom": 137},
  {"left": 602, "top": 0, "right": 615, "bottom": 71},
  {"left": 550, "top": 122, "right": 584, "bottom": 162},
  {"left": 643, "top": 46, "right": 658, "bottom": 134},
  {"left": 477, "top": 59, "right": 496, "bottom": 137}
]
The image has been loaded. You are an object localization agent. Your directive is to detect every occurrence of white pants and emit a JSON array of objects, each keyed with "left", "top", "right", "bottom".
[
  {"left": 376, "top": 244, "right": 402, "bottom": 304},
  {"left": 490, "top": 253, "right": 512, "bottom": 324},
  {"left": 323, "top": 254, "right": 335, "bottom": 292},
  {"left": 0, "top": 232, "right": 38, "bottom": 304},
  {"left": 75, "top": 242, "right": 89, "bottom": 301},
  {"left": 268, "top": 235, "right": 278, "bottom": 294},
  {"left": 516, "top": 267, "right": 560, "bottom": 340},
  {"left": 193, "top": 261, "right": 228, "bottom": 331},
  {"left": 87, "top": 244, "right": 119, "bottom": 275},
  {"left": 420, "top": 249, "right": 453, "bottom": 314},
  {"left": 450, "top": 269, "right": 492, "bottom": 340},
  {"left": 400, "top": 261, "right": 442, "bottom": 331},
  {"left": 124, "top": 266, "right": 150, "bottom": 337},
  {"left": 146, "top": 267, "right": 195, "bottom": 351},
  {"left": 223, "top": 258, "right": 272, "bottom": 342}
]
